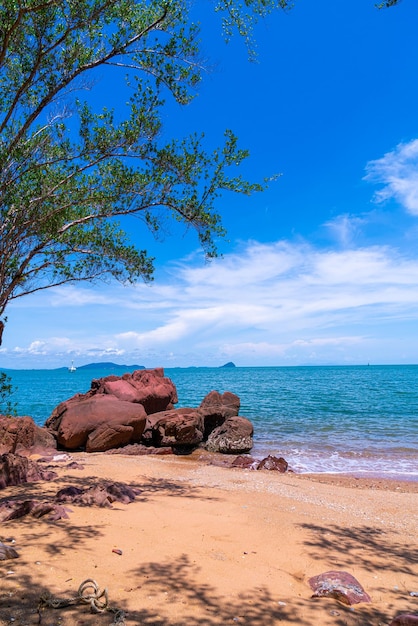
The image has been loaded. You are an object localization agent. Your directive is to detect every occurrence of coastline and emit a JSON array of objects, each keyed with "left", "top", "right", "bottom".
[
  {"left": 6, "top": 364, "right": 418, "bottom": 479},
  {"left": 1, "top": 451, "right": 417, "bottom": 625}
]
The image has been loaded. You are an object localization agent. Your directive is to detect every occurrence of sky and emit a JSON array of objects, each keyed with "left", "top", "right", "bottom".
[{"left": 3, "top": 0, "right": 418, "bottom": 369}]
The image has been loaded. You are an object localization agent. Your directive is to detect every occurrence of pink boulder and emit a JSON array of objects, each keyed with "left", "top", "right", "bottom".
[
  {"left": 257, "top": 455, "right": 288, "bottom": 472},
  {"left": 91, "top": 367, "right": 178, "bottom": 414},
  {"left": 390, "top": 616, "right": 418, "bottom": 625},
  {"left": 142, "top": 408, "right": 204, "bottom": 449},
  {"left": 56, "top": 481, "right": 139, "bottom": 507},
  {"left": 199, "top": 390, "right": 240, "bottom": 438},
  {"left": 308, "top": 570, "right": 371, "bottom": 605},
  {"left": 46, "top": 394, "right": 147, "bottom": 451},
  {"left": 231, "top": 455, "right": 260, "bottom": 470},
  {"left": 0, "top": 415, "right": 56, "bottom": 455},
  {"left": 0, "top": 453, "right": 57, "bottom": 489},
  {"left": 86, "top": 422, "right": 135, "bottom": 453}
]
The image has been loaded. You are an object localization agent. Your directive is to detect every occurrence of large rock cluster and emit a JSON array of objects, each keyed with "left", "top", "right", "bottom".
[{"left": 44, "top": 368, "right": 254, "bottom": 454}]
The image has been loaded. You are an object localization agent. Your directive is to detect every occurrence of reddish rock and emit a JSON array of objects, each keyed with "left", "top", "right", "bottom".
[
  {"left": 0, "top": 453, "right": 57, "bottom": 489},
  {"left": 199, "top": 390, "right": 240, "bottom": 414},
  {"left": 86, "top": 422, "right": 134, "bottom": 452},
  {"left": 46, "top": 394, "right": 146, "bottom": 451},
  {"left": 0, "top": 499, "right": 70, "bottom": 522},
  {"left": 142, "top": 408, "right": 204, "bottom": 449},
  {"left": 308, "top": 571, "right": 371, "bottom": 605},
  {"left": 91, "top": 367, "right": 178, "bottom": 414},
  {"left": 199, "top": 391, "right": 240, "bottom": 438},
  {"left": 0, "top": 542, "right": 19, "bottom": 560},
  {"left": 106, "top": 443, "right": 174, "bottom": 456},
  {"left": 231, "top": 455, "right": 260, "bottom": 469},
  {"left": 65, "top": 461, "right": 85, "bottom": 470},
  {"left": 45, "top": 369, "right": 254, "bottom": 455},
  {"left": 30, "top": 502, "right": 71, "bottom": 521},
  {"left": 205, "top": 416, "right": 253, "bottom": 454},
  {"left": 45, "top": 368, "right": 180, "bottom": 451},
  {"left": 257, "top": 455, "right": 288, "bottom": 472},
  {"left": 390, "top": 615, "right": 418, "bottom": 625},
  {"left": 55, "top": 481, "right": 139, "bottom": 507},
  {"left": 0, "top": 415, "right": 56, "bottom": 455}
]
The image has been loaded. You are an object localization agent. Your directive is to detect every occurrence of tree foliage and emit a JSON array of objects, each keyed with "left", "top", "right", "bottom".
[
  {"left": 0, "top": 0, "right": 294, "bottom": 340},
  {"left": 375, "top": 0, "right": 401, "bottom": 7},
  {"left": 0, "top": 371, "right": 17, "bottom": 415}
]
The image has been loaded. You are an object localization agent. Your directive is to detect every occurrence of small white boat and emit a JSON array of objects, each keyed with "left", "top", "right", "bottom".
[{"left": 68, "top": 360, "right": 76, "bottom": 373}]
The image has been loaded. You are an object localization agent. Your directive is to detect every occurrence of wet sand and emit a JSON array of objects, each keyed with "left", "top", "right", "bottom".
[{"left": 0, "top": 451, "right": 417, "bottom": 625}]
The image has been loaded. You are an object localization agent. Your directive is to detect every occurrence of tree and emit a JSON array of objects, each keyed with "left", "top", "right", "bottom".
[
  {"left": 0, "top": 370, "right": 16, "bottom": 415},
  {"left": 376, "top": 0, "right": 401, "bottom": 7},
  {"left": 0, "top": 0, "right": 294, "bottom": 346}
]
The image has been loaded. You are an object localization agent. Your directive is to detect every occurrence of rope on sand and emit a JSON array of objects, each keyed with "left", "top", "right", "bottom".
[{"left": 38, "top": 578, "right": 126, "bottom": 624}]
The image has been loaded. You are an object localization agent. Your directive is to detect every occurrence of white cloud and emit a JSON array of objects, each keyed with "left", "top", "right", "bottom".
[
  {"left": 4, "top": 237, "right": 418, "bottom": 367},
  {"left": 365, "top": 138, "right": 418, "bottom": 215},
  {"left": 324, "top": 214, "right": 366, "bottom": 247}
]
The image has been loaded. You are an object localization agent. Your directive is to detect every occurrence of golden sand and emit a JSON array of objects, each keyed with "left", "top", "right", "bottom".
[{"left": 0, "top": 451, "right": 417, "bottom": 625}]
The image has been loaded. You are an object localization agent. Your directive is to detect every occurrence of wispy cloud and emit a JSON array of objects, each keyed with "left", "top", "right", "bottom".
[
  {"left": 324, "top": 214, "right": 366, "bottom": 247},
  {"left": 3, "top": 238, "right": 418, "bottom": 367},
  {"left": 365, "top": 138, "right": 418, "bottom": 215}
]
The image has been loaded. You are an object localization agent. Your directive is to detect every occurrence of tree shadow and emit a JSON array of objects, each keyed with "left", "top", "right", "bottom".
[
  {"left": 0, "top": 517, "right": 106, "bottom": 625},
  {"left": 1, "top": 474, "right": 416, "bottom": 625},
  {"left": 299, "top": 522, "right": 418, "bottom": 575},
  {"left": 55, "top": 472, "right": 222, "bottom": 502},
  {"left": 118, "top": 553, "right": 394, "bottom": 626}
]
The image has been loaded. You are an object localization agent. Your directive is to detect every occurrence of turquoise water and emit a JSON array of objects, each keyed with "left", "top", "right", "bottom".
[{"left": 2, "top": 365, "right": 418, "bottom": 480}]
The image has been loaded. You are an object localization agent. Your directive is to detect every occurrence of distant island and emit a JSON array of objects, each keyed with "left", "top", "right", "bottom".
[
  {"left": 55, "top": 361, "right": 237, "bottom": 371},
  {"left": 59, "top": 362, "right": 145, "bottom": 371}
]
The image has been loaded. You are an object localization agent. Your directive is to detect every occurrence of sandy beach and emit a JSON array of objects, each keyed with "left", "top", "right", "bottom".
[{"left": 0, "top": 451, "right": 417, "bottom": 626}]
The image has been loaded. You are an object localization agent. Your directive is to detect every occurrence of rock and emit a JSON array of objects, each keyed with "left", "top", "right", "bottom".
[
  {"left": 220, "top": 362, "right": 236, "bottom": 368},
  {"left": 390, "top": 615, "right": 418, "bottom": 625},
  {"left": 231, "top": 454, "right": 289, "bottom": 471},
  {"left": 106, "top": 444, "right": 174, "bottom": 456},
  {"left": 308, "top": 571, "right": 371, "bottom": 605},
  {"left": 0, "top": 453, "right": 57, "bottom": 489},
  {"left": 199, "top": 390, "right": 240, "bottom": 415},
  {"left": 142, "top": 408, "right": 204, "bottom": 449},
  {"left": 90, "top": 367, "right": 178, "bottom": 414},
  {"left": 46, "top": 394, "right": 147, "bottom": 451},
  {"left": 55, "top": 481, "right": 140, "bottom": 507},
  {"left": 55, "top": 486, "right": 84, "bottom": 502},
  {"left": 231, "top": 455, "right": 260, "bottom": 469},
  {"left": 86, "top": 422, "right": 135, "bottom": 452},
  {"left": 0, "top": 542, "right": 19, "bottom": 560},
  {"left": 205, "top": 416, "right": 253, "bottom": 454},
  {"left": 45, "top": 369, "right": 255, "bottom": 455},
  {"left": 199, "top": 391, "right": 240, "bottom": 439},
  {"left": 65, "top": 461, "right": 85, "bottom": 470},
  {"left": 257, "top": 455, "right": 288, "bottom": 472},
  {"left": 0, "top": 415, "right": 56, "bottom": 455},
  {"left": 30, "top": 502, "right": 71, "bottom": 521},
  {"left": 45, "top": 368, "right": 180, "bottom": 451},
  {"left": 0, "top": 499, "right": 70, "bottom": 522}
]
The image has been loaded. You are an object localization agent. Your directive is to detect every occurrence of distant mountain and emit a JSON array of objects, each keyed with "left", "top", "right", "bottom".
[
  {"left": 75, "top": 362, "right": 145, "bottom": 370},
  {"left": 220, "top": 362, "right": 236, "bottom": 368}
]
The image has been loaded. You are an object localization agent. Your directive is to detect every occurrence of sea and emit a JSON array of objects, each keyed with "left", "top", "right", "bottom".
[{"left": 2, "top": 364, "right": 418, "bottom": 481}]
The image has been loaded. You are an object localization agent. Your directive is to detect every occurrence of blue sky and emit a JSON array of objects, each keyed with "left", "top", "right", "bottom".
[{"left": 3, "top": 0, "right": 418, "bottom": 369}]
